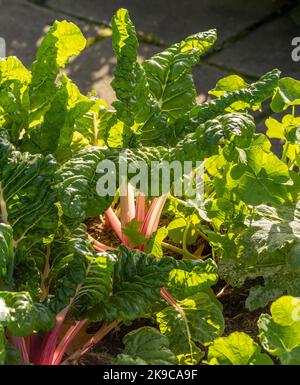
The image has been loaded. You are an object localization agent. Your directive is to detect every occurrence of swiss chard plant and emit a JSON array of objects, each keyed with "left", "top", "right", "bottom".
[{"left": 0, "top": 7, "right": 300, "bottom": 366}]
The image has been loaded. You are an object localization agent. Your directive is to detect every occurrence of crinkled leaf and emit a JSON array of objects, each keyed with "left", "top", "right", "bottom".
[
  {"left": 54, "top": 146, "right": 112, "bottom": 223},
  {"left": 246, "top": 272, "right": 300, "bottom": 311},
  {"left": 24, "top": 75, "right": 94, "bottom": 161},
  {"left": 143, "top": 29, "right": 216, "bottom": 121},
  {"left": 166, "top": 259, "right": 218, "bottom": 299},
  {"left": 174, "top": 69, "right": 280, "bottom": 138},
  {"left": 29, "top": 20, "right": 86, "bottom": 115},
  {"left": 115, "top": 327, "right": 177, "bottom": 365},
  {"left": 4, "top": 339, "right": 20, "bottom": 365},
  {"left": 157, "top": 292, "right": 224, "bottom": 364},
  {"left": 49, "top": 234, "right": 114, "bottom": 315},
  {"left": 244, "top": 203, "right": 300, "bottom": 254},
  {"left": 111, "top": 9, "right": 168, "bottom": 146},
  {"left": 0, "top": 291, "right": 55, "bottom": 336},
  {"left": 172, "top": 113, "right": 255, "bottom": 162},
  {"left": 0, "top": 224, "right": 14, "bottom": 288},
  {"left": 0, "top": 57, "right": 31, "bottom": 143},
  {"left": 218, "top": 203, "right": 300, "bottom": 308},
  {"left": 88, "top": 247, "right": 195, "bottom": 323},
  {"left": 0, "top": 137, "right": 58, "bottom": 247}
]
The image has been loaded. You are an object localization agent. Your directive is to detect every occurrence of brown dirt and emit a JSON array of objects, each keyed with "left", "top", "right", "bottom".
[
  {"left": 213, "top": 279, "right": 267, "bottom": 342},
  {"left": 85, "top": 215, "right": 120, "bottom": 248}
]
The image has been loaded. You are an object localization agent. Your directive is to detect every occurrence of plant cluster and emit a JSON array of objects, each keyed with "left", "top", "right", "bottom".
[{"left": 0, "top": 9, "right": 300, "bottom": 365}]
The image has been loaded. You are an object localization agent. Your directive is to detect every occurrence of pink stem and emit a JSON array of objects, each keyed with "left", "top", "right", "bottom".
[
  {"left": 120, "top": 183, "right": 136, "bottom": 227},
  {"left": 141, "top": 194, "right": 168, "bottom": 237},
  {"left": 37, "top": 306, "right": 69, "bottom": 365},
  {"left": 93, "top": 243, "right": 115, "bottom": 252},
  {"left": 120, "top": 183, "right": 136, "bottom": 246},
  {"left": 135, "top": 192, "right": 147, "bottom": 223},
  {"left": 61, "top": 321, "right": 120, "bottom": 365},
  {"left": 141, "top": 198, "right": 157, "bottom": 234},
  {"left": 160, "top": 287, "right": 177, "bottom": 307},
  {"left": 88, "top": 234, "right": 115, "bottom": 251},
  {"left": 51, "top": 319, "right": 89, "bottom": 365},
  {"left": 105, "top": 208, "right": 123, "bottom": 241},
  {"left": 29, "top": 334, "right": 44, "bottom": 364},
  {"left": 9, "top": 336, "right": 30, "bottom": 365}
]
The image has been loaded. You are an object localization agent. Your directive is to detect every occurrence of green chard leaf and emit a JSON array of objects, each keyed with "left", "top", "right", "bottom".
[
  {"left": 19, "top": 20, "right": 88, "bottom": 159},
  {"left": 218, "top": 203, "right": 300, "bottom": 308},
  {"left": 174, "top": 69, "right": 280, "bottom": 138},
  {"left": 111, "top": 8, "right": 168, "bottom": 146},
  {"left": 166, "top": 259, "right": 218, "bottom": 299},
  {"left": 0, "top": 224, "right": 14, "bottom": 288},
  {"left": 4, "top": 339, "right": 20, "bottom": 365},
  {"left": 157, "top": 291, "right": 224, "bottom": 364},
  {"left": 115, "top": 327, "right": 177, "bottom": 365},
  {"left": 24, "top": 75, "right": 94, "bottom": 161},
  {"left": 87, "top": 247, "right": 201, "bottom": 323},
  {"left": 0, "top": 291, "right": 55, "bottom": 336},
  {"left": 29, "top": 20, "right": 86, "bottom": 114},
  {"left": 0, "top": 326, "right": 19, "bottom": 365},
  {"left": 48, "top": 233, "right": 114, "bottom": 316},
  {"left": 0, "top": 137, "right": 58, "bottom": 248},
  {"left": 111, "top": 9, "right": 217, "bottom": 146},
  {"left": 143, "top": 29, "right": 216, "bottom": 121},
  {"left": 0, "top": 57, "right": 31, "bottom": 144},
  {"left": 54, "top": 146, "right": 112, "bottom": 223}
]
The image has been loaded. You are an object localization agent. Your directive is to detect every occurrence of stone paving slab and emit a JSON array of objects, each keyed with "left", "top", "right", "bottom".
[
  {"left": 208, "top": 15, "right": 300, "bottom": 78},
  {"left": 66, "top": 37, "right": 229, "bottom": 105},
  {"left": 0, "top": 0, "right": 104, "bottom": 67},
  {"left": 46, "top": 0, "right": 279, "bottom": 45}
]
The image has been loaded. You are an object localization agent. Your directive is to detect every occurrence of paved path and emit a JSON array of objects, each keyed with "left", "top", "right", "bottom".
[{"left": 0, "top": 0, "right": 299, "bottom": 108}]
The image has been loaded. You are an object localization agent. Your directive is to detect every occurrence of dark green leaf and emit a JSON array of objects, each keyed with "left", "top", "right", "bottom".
[{"left": 115, "top": 327, "right": 177, "bottom": 365}]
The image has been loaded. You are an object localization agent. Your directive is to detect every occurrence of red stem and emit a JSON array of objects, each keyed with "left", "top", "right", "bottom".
[
  {"left": 37, "top": 306, "right": 69, "bottom": 365},
  {"left": 88, "top": 234, "right": 115, "bottom": 251},
  {"left": 135, "top": 192, "right": 146, "bottom": 223},
  {"left": 160, "top": 287, "right": 177, "bottom": 307},
  {"left": 120, "top": 183, "right": 135, "bottom": 246},
  {"left": 141, "top": 198, "right": 157, "bottom": 234},
  {"left": 141, "top": 194, "right": 168, "bottom": 237},
  {"left": 51, "top": 319, "right": 89, "bottom": 365},
  {"left": 93, "top": 244, "right": 115, "bottom": 252},
  {"left": 105, "top": 207, "right": 123, "bottom": 241},
  {"left": 120, "top": 183, "right": 136, "bottom": 227},
  {"left": 61, "top": 321, "right": 119, "bottom": 365},
  {"left": 9, "top": 336, "right": 30, "bottom": 365},
  {"left": 29, "top": 334, "right": 44, "bottom": 364}
]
